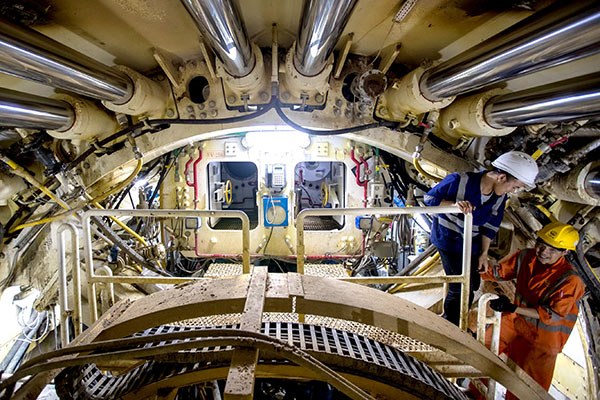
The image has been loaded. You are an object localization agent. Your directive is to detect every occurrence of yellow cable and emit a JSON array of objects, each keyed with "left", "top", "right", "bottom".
[
  {"left": 88, "top": 158, "right": 143, "bottom": 204},
  {"left": 0, "top": 153, "right": 70, "bottom": 210},
  {"left": 9, "top": 158, "right": 143, "bottom": 233},
  {"left": 531, "top": 148, "right": 544, "bottom": 161},
  {"left": 535, "top": 204, "right": 557, "bottom": 222},
  {"left": 389, "top": 253, "right": 441, "bottom": 294},
  {"left": 412, "top": 156, "right": 442, "bottom": 183},
  {"left": 92, "top": 201, "right": 148, "bottom": 246}
]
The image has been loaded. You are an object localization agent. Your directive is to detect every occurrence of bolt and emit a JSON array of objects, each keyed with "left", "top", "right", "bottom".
[
  {"left": 449, "top": 119, "right": 459, "bottom": 130},
  {"left": 356, "top": 113, "right": 363, "bottom": 119},
  {"left": 166, "top": 108, "right": 175, "bottom": 117},
  {"left": 199, "top": 112, "right": 207, "bottom": 119},
  {"left": 189, "top": 114, "right": 196, "bottom": 119},
  {"left": 186, "top": 105, "right": 194, "bottom": 112},
  {"left": 335, "top": 98, "right": 343, "bottom": 108},
  {"left": 344, "top": 110, "right": 352, "bottom": 119},
  {"left": 227, "top": 95, "right": 237, "bottom": 103},
  {"left": 333, "top": 108, "right": 341, "bottom": 116},
  {"left": 358, "top": 103, "right": 367, "bottom": 112},
  {"left": 198, "top": 103, "right": 205, "bottom": 110},
  {"left": 210, "top": 110, "right": 218, "bottom": 117},
  {"left": 259, "top": 91, "right": 269, "bottom": 101},
  {"left": 208, "top": 100, "right": 216, "bottom": 108},
  {"left": 281, "top": 92, "right": 290, "bottom": 101},
  {"left": 315, "top": 93, "right": 324, "bottom": 103},
  {"left": 83, "top": 162, "right": 90, "bottom": 169}
]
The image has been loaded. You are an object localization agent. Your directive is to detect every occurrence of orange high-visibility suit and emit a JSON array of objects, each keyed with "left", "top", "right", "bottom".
[{"left": 481, "top": 248, "right": 585, "bottom": 399}]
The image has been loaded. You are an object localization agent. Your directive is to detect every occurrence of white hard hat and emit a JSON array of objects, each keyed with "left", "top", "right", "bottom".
[{"left": 491, "top": 151, "right": 538, "bottom": 189}]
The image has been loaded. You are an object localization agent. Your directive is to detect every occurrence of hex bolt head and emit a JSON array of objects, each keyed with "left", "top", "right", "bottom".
[
  {"left": 344, "top": 110, "right": 352, "bottom": 119},
  {"left": 281, "top": 92, "right": 290, "bottom": 101},
  {"left": 315, "top": 94, "right": 324, "bottom": 103},
  {"left": 166, "top": 108, "right": 175, "bottom": 117},
  {"left": 198, "top": 103, "right": 205, "bottom": 110},
  {"left": 186, "top": 105, "right": 194, "bottom": 112},
  {"left": 333, "top": 108, "right": 341, "bottom": 116},
  {"left": 208, "top": 100, "right": 216, "bottom": 108},
  {"left": 199, "top": 112, "right": 207, "bottom": 119},
  {"left": 227, "top": 95, "right": 237, "bottom": 103},
  {"left": 189, "top": 114, "right": 196, "bottom": 119},
  {"left": 335, "top": 98, "right": 343, "bottom": 107},
  {"left": 210, "top": 110, "right": 218, "bottom": 117},
  {"left": 259, "top": 91, "right": 269, "bottom": 101}
]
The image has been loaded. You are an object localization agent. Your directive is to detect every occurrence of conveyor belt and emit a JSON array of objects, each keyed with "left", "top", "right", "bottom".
[{"left": 55, "top": 322, "right": 467, "bottom": 400}]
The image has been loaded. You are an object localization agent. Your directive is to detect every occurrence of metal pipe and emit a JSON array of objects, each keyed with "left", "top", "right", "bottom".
[
  {"left": 585, "top": 168, "right": 600, "bottom": 199},
  {"left": 180, "top": 0, "right": 255, "bottom": 78},
  {"left": 484, "top": 74, "right": 600, "bottom": 127},
  {"left": 420, "top": 1, "right": 600, "bottom": 101},
  {"left": 0, "top": 88, "right": 74, "bottom": 131},
  {"left": 0, "top": 20, "right": 133, "bottom": 104},
  {"left": 294, "top": 0, "right": 358, "bottom": 77}
]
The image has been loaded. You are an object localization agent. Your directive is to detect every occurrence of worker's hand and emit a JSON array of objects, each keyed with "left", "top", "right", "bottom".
[
  {"left": 477, "top": 253, "right": 489, "bottom": 272},
  {"left": 455, "top": 200, "right": 474, "bottom": 214},
  {"left": 489, "top": 295, "right": 517, "bottom": 313}
]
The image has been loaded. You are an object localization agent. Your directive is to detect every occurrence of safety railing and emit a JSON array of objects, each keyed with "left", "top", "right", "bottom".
[
  {"left": 476, "top": 293, "right": 503, "bottom": 399},
  {"left": 296, "top": 206, "right": 473, "bottom": 330},
  {"left": 81, "top": 209, "right": 250, "bottom": 323},
  {"left": 57, "top": 222, "right": 82, "bottom": 345}
]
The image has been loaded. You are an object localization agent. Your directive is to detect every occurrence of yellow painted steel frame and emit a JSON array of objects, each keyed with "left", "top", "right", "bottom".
[
  {"left": 81, "top": 209, "right": 251, "bottom": 323},
  {"left": 297, "top": 206, "right": 473, "bottom": 330},
  {"left": 4, "top": 271, "right": 552, "bottom": 400}
]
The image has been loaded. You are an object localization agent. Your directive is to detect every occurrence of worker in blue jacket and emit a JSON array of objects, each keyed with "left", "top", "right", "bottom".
[{"left": 424, "top": 151, "right": 538, "bottom": 326}]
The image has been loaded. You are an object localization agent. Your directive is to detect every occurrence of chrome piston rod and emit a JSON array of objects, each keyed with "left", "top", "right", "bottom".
[
  {"left": 0, "top": 88, "right": 74, "bottom": 131},
  {"left": 294, "top": 0, "right": 358, "bottom": 77},
  {"left": 485, "top": 73, "right": 600, "bottom": 127},
  {"left": 0, "top": 20, "right": 133, "bottom": 104},
  {"left": 420, "top": 1, "right": 600, "bottom": 101},
  {"left": 181, "top": 0, "right": 255, "bottom": 78}
]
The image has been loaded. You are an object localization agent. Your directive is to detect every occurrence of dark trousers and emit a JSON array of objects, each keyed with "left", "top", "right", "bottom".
[{"left": 437, "top": 248, "right": 480, "bottom": 326}]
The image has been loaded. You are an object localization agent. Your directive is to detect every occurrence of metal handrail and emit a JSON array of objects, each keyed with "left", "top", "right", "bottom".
[
  {"left": 296, "top": 206, "right": 473, "bottom": 330},
  {"left": 57, "top": 222, "right": 82, "bottom": 345},
  {"left": 81, "top": 209, "right": 251, "bottom": 323},
  {"left": 477, "top": 293, "right": 503, "bottom": 399}
]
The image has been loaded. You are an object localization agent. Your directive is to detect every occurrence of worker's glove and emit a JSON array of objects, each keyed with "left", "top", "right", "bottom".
[{"left": 489, "top": 295, "right": 517, "bottom": 313}]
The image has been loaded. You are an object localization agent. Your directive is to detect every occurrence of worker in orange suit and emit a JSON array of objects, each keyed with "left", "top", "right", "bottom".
[{"left": 478, "top": 221, "right": 585, "bottom": 399}]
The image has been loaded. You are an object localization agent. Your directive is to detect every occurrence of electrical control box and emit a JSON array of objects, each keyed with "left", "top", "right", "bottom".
[{"left": 263, "top": 196, "right": 289, "bottom": 227}]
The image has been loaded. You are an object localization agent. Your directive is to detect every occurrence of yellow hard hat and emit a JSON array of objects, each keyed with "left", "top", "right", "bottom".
[{"left": 537, "top": 222, "right": 579, "bottom": 251}]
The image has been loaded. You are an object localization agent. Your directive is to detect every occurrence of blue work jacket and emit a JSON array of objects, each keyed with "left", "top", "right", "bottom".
[{"left": 424, "top": 171, "right": 507, "bottom": 254}]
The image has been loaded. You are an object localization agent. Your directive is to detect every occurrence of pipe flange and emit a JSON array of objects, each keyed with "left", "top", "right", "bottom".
[
  {"left": 102, "top": 66, "right": 167, "bottom": 117},
  {"left": 283, "top": 42, "right": 333, "bottom": 99},
  {"left": 49, "top": 94, "right": 118, "bottom": 141},
  {"left": 216, "top": 43, "right": 267, "bottom": 94},
  {"left": 438, "top": 89, "right": 515, "bottom": 139},
  {"left": 381, "top": 67, "right": 454, "bottom": 121}
]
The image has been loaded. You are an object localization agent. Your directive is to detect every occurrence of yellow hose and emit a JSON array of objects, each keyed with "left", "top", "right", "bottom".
[
  {"left": 535, "top": 204, "right": 557, "bottom": 222},
  {"left": 87, "top": 158, "right": 143, "bottom": 204},
  {"left": 389, "top": 252, "right": 441, "bottom": 294},
  {"left": 92, "top": 201, "right": 148, "bottom": 246},
  {"left": 0, "top": 154, "right": 70, "bottom": 210},
  {"left": 531, "top": 148, "right": 544, "bottom": 161},
  {"left": 9, "top": 158, "right": 143, "bottom": 233},
  {"left": 412, "top": 156, "right": 442, "bottom": 183}
]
